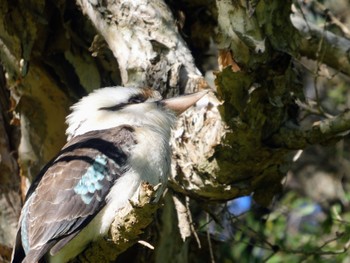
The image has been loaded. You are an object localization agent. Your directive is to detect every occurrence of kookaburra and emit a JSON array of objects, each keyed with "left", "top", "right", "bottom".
[{"left": 11, "top": 86, "right": 207, "bottom": 263}]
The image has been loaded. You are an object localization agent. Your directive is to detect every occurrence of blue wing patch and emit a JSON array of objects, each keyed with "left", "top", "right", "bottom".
[
  {"left": 74, "top": 155, "right": 109, "bottom": 204},
  {"left": 12, "top": 126, "right": 136, "bottom": 263}
]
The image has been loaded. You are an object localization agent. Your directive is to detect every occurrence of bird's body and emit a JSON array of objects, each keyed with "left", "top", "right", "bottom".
[{"left": 11, "top": 87, "right": 206, "bottom": 263}]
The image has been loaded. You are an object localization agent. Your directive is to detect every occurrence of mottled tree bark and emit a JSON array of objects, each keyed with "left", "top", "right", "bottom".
[{"left": 0, "top": 67, "right": 21, "bottom": 262}]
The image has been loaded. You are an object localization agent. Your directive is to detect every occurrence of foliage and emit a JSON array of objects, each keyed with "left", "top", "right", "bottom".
[{"left": 197, "top": 191, "right": 350, "bottom": 262}]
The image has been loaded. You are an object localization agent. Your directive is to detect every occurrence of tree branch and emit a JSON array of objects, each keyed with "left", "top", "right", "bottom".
[
  {"left": 70, "top": 182, "right": 160, "bottom": 263},
  {"left": 291, "top": 15, "right": 350, "bottom": 77},
  {"left": 270, "top": 109, "right": 350, "bottom": 149},
  {"left": 75, "top": 0, "right": 207, "bottom": 94}
]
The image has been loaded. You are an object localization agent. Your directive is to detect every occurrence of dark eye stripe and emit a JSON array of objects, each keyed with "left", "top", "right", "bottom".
[
  {"left": 99, "top": 94, "right": 147, "bottom": 111},
  {"left": 99, "top": 103, "right": 127, "bottom": 111}
]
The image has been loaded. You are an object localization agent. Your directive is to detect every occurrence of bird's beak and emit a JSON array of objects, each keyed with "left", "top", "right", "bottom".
[{"left": 161, "top": 90, "right": 209, "bottom": 116}]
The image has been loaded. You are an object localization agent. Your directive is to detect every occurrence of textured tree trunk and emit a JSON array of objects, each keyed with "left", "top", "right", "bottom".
[
  {"left": 0, "top": 67, "right": 21, "bottom": 262},
  {"left": 1, "top": 0, "right": 350, "bottom": 262}
]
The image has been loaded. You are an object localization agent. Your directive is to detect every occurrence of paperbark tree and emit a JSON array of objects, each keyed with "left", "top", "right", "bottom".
[{"left": 1, "top": 0, "right": 349, "bottom": 262}]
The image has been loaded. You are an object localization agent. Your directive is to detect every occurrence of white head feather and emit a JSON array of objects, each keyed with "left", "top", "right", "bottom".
[{"left": 65, "top": 87, "right": 175, "bottom": 140}]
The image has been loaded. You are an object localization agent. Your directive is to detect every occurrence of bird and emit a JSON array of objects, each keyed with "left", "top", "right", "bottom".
[{"left": 11, "top": 86, "right": 207, "bottom": 263}]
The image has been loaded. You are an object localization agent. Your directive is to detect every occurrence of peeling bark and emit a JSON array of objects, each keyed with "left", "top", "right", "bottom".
[
  {"left": 207, "top": 0, "right": 299, "bottom": 205},
  {"left": 76, "top": 0, "right": 207, "bottom": 94}
]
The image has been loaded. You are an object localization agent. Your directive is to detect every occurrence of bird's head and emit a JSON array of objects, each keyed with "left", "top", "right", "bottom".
[{"left": 66, "top": 86, "right": 207, "bottom": 140}]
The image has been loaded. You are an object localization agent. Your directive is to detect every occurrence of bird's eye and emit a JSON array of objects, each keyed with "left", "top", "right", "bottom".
[{"left": 128, "top": 95, "right": 146, "bottom": 104}]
